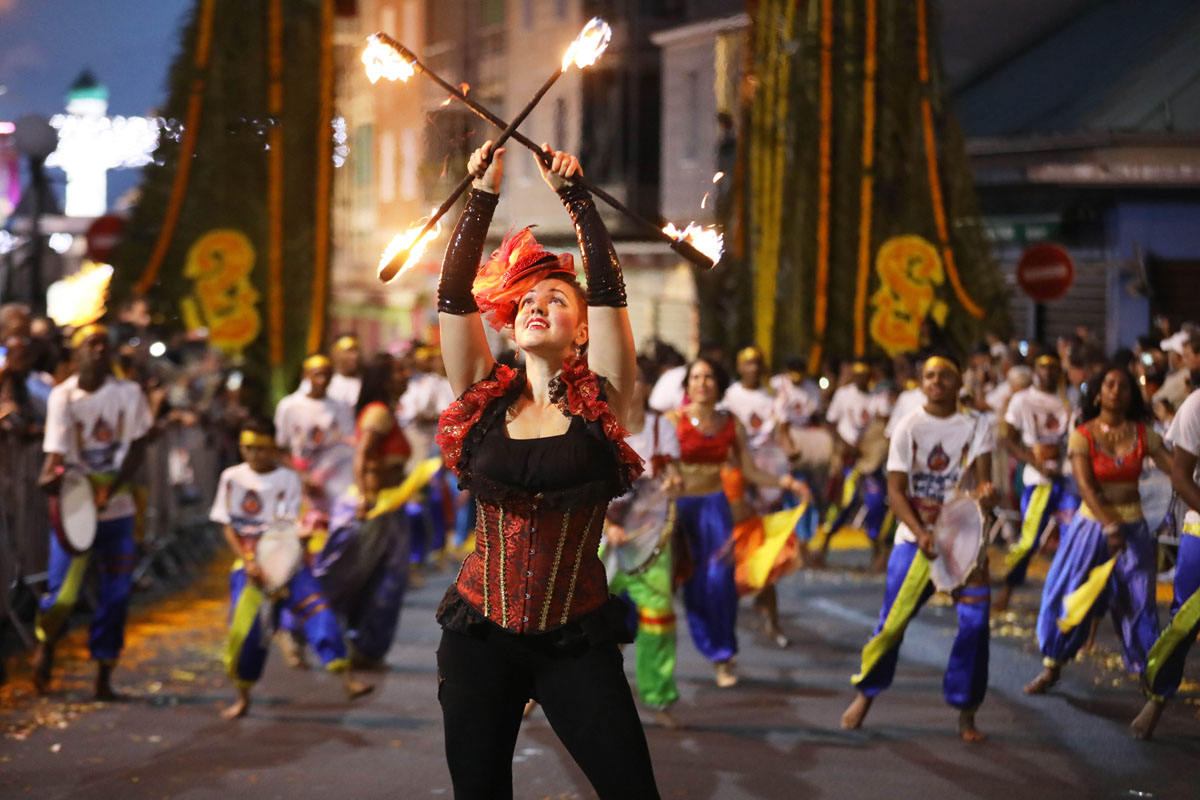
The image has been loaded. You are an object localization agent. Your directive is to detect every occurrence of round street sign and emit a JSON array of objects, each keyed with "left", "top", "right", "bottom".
[
  {"left": 1016, "top": 243, "right": 1075, "bottom": 303},
  {"left": 85, "top": 214, "right": 126, "bottom": 263}
]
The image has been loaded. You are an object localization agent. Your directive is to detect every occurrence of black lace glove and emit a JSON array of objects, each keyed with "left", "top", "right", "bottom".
[
  {"left": 437, "top": 189, "right": 499, "bottom": 314},
  {"left": 557, "top": 183, "right": 626, "bottom": 308}
]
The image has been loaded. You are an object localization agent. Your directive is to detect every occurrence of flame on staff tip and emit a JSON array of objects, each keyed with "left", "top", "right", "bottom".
[
  {"left": 362, "top": 34, "right": 415, "bottom": 84},
  {"left": 47, "top": 261, "right": 114, "bottom": 328},
  {"left": 712, "top": 171, "right": 725, "bottom": 183},
  {"left": 561, "top": 17, "right": 612, "bottom": 71},
  {"left": 439, "top": 82, "right": 470, "bottom": 107},
  {"left": 663, "top": 222, "right": 725, "bottom": 265},
  {"left": 378, "top": 213, "right": 443, "bottom": 283}
]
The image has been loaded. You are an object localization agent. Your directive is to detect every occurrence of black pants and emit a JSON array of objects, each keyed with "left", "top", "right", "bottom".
[{"left": 437, "top": 626, "right": 661, "bottom": 800}]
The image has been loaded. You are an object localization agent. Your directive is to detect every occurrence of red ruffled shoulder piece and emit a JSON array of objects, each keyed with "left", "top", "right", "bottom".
[
  {"left": 436, "top": 364, "right": 518, "bottom": 477},
  {"left": 556, "top": 356, "right": 645, "bottom": 486}
]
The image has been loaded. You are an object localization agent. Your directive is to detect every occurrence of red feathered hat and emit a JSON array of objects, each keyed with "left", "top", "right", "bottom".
[{"left": 473, "top": 227, "right": 575, "bottom": 330}]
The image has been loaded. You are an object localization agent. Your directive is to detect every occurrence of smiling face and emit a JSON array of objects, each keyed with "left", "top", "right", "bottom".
[
  {"left": 307, "top": 365, "right": 332, "bottom": 398},
  {"left": 921, "top": 359, "right": 962, "bottom": 407},
  {"left": 687, "top": 359, "right": 721, "bottom": 405},
  {"left": 512, "top": 277, "right": 588, "bottom": 358}
]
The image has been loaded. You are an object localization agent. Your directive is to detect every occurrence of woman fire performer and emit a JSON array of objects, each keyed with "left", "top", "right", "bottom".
[
  {"left": 1024, "top": 365, "right": 1170, "bottom": 695},
  {"left": 432, "top": 140, "right": 659, "bottom": 799},
  {"left": 669, "top": 358, "right": 807, "bottom": 688}
]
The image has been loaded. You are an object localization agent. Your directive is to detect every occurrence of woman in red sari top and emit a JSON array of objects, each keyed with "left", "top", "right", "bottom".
[{"left": 432, "top": 140, "right": 658, "bottom": 800}]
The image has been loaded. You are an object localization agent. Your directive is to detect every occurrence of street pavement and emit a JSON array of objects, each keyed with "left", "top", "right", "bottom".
[{"left": 2, "top": 548, "right": 1197, "bottom": 800}]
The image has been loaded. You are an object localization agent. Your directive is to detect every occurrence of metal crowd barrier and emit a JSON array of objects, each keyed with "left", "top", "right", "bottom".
[{"left": 0, "top": 419, "right": 224, "bottom": 660}]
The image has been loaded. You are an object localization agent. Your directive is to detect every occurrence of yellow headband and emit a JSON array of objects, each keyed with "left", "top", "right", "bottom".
[
  {"left": 415, "top": 345, "right": 441, "bottom": 361},
  {"left": 850, "top": 362, "right": 871, "bottom": 374},
  {"left": 71, "top": 323, "right": 108, "bottom": 349},
  {"left": 239, "top": 431, "right": 275, "bottom": 448},
  {"left": 736, "top": 346, "right": 763, "bottom": 365},
  {"left": 923, "top": 355, "right": 960, "bottom": 375},
  {"left": 1035, "top": 354, "right": 1060, "bottom": 367},
  {"left": 332, "top": 335, "right": 359, "bottom": 352},
  {"left": 303, "top": 354, "right": 332, "bottom": 372}
]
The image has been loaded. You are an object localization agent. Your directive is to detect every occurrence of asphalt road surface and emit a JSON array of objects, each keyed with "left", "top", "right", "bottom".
[{"left": 2, "top": 550, "right": 1197, "bottom": 800}]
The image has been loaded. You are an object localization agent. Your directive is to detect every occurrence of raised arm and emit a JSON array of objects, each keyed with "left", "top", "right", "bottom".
[
  {"left": 438, "top": 142, "right": 504, "bottom": 396},
  {"left": 539, "top": 145, "right": 636, "bottom": 424}
]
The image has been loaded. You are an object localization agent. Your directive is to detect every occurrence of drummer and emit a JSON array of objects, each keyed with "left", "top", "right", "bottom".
[
  {"left": 994, "top": 354, "right": 1077, "bottom": 611},
  {"left": 211, "top": 417, "right": 372, "bottom": 719},
  {"left": 814, "top": 360, "right": 891, "bottom": 567},
  {"left": 840, "top": 354, "right": 996, "bottom": 742},
  {"left": 273, "top": 354, "right": 355, "bottom": 665},
  {"left": 32, "top": 323, "right": 154, "bottom": 699}
]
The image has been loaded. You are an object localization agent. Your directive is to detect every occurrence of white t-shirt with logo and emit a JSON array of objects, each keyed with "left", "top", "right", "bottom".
[
  {"left": 887, "top": 407, "right": 994, "bottom": 545},
  {"left": 297, "top": 372, "right": 362, "bottom": 409},
  {"left": 1166, "top": 389, "right": 1200, "bottom": 526},
  {"left": 1004, "top": 387, "right": 1070, "bottom": 487},
  {"left": 826, "top": 384, "right": 889, "bottom": 445},
  {"left": 885, "top": 387, "right": 927, "bottom": 438},
  {"left": 722, "top": 382, "right": 779, "bottom": 451},
  {"left": 769, "top": 374, "right": 822, "bottom": 428},
  {"left": 43, "top": 375, "right": 153, "bottom": 522},
  {"left": 273, "top": 391, "right": 354, "bottom": 465},
  {"left": 210, "top": 463, "right": 303, "bottom": 537},
  {"left": 624, "top": 412, "right": 681, "bottom": 467}
]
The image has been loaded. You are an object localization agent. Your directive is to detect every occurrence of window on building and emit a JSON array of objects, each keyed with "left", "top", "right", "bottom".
[
  {"left": 400, "top": 129, "right": 418, "bottom": 200},
  {"left": 556, "top": 0, "right": 568, "bottom": 20},
  {"left": 522, "top": 0, "right": 533, "bottom": 30},
  {"left": 481, "top": 0, "right": 504, "bottom": 27},
  {"left": 379, "top": 130, "right": 396, "bottom": 203},
  {"left": 425, "top": 0, "right": 460, "bottom": 46}
]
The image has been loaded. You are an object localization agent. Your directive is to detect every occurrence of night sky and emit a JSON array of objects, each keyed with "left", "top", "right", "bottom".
[{"left": 0, "top": 0, "right": 193, "bottom": 206}]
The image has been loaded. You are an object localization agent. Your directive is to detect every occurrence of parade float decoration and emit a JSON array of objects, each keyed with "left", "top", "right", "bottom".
[{"left": 179, "top": 229, "right": 261, "bottom": 356}]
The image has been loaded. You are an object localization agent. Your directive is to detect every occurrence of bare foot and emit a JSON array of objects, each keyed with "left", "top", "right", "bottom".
[
  {"left": 958, "top": 709, "right": 987, "bottom": 742},
  {"left": 993, "top": 586, "right": 1012, "bottom": 613},
  {"left": 94, "top": 663, "right": 120, "bottom": 701},
  {"left": 221, "top": 696, "right": 250, "bottom": 719},
  {"left": 31, "top": 643, "right": 53, "bottom": 696},
  {"left": 522, "top": 699, "right": 537, "bottom": 719},
  {"left": 1130, "top": 698, "right": 1165, "bottom": 740},
  {"left": 1080, "top": 617, "right": 1100, "bottom": 655},
  {"left": 715, "top": 660, "right": 738, "bottom": 688},
  {"left": 278, "top": 633, "right": 309, "bottom": 670},
  {"left": 1023, "top": 666, "right": 1060, "bottom": 695},
  {"left": 764, "top": 622, "right": 790, "bottom": 649},
  {"left": 840, "top": 692, "right": 873, "bottom": 729},
  {"left": 651, "top": 709, "right": 681, "bottom": 729},
  {"left": 345, "top": 679, "right": 374, "bottom": 700}
]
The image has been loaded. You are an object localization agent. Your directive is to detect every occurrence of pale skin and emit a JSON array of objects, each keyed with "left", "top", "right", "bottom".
[
  {"left": 840, "top": 361, "right": 996, "bottom": 742},
  {"left": 33, "top": 331, "right": 149, "bottom": 701},
  {"left": 1023, "top": 370, "right": 1171, "bottom": 697},
  {"left": 221, "top": 439, "right": 372, "bottom": 720},
  {"left": 440, "top": 140, "right": 637, "bottom": 429},
  {"left": 1131, "top": 442, "right": 1200, "bottom": 739}
]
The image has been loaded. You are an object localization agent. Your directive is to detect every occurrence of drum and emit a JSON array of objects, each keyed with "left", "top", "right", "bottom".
[
  {"left": 55, "top": 472, "right": 98, "bottom": 555},
  {"left": 603, "top": 480, "right": 675, "bottom": 577},
  {"left": 255, "top": 521, "right": 304, "bottom": 594},
  {"left": 855, "top": 418, "right": 889, "bottom": 474},
  {"left": 1139, "top": 468, "right": 1172, "bottom": 534},
  {"left": 787, "top": 426, "right": 834, "bottom": 471},
  {"left": 929, "top": 497, "right": 986, "bottom": 592},
  {"left": 309, "top": 442, "right": 356, "bottom": 501}
]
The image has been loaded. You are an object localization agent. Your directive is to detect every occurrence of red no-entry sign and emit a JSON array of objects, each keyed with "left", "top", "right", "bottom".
[
  {"left": 1016, "top": 243, "right": 1075, "bottom": 303},
  {"left": 85, "top": 214, "right": 126, "bottom": 263}
]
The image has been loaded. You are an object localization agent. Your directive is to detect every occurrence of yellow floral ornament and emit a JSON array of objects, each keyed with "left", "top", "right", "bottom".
[
  {"left": 180, "top": 229, "right": 262, "bottom": 356},
  {"left": 868, "top": 235, "right": 947, "bottom": 356}
]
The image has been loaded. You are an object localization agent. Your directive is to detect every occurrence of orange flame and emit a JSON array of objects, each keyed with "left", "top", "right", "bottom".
[
  {"left": 712, "top": 171, "right": 725, "bottom": 183},
  {"left": 663, "top": 222, "right": 724, "bottom": 265},
  {"left": 47, "top": 261, "right": 113, "bottom": 328},
  {"left": 378, "top": 212, "right": 443, "bottom": 283},
  {"left": 438, "top": 82, "right": 470, "bottom": 108},
  {"left": 562, "top": 17, "right": 612, "bottom": 71},
  {"left": 362, "top": 34, "right": 415, "bottom": 84},
  {"left": 700, "top": 192, "right": 710, "bottom": 209}
]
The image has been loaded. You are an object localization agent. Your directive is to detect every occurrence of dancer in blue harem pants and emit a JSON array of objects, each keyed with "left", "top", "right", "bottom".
[
  {"left": 37, "top": 516, "right": 137, "bottom": 664},
  {"left": 676, "top": 490, "right": 738, "bottom": 664},
  {"left": 1035, "top": 514, "right": 1158, "bottom": 674},
  {"left": 316, "top": 498, "right": 412, "bottom": 663},
  {"left": 850, "top": 541, "right": 990, "bottom": 711},
  {"left": 1004, "top": 478, "right": 1079, "bottom": 588},
  {"left": 226, "top": 563, "right": 350, "bottom": 687}
]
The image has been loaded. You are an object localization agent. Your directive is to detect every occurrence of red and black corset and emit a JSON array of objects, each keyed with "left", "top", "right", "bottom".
[{"left": 435, "top": 359, "right": 643, "bottom": 635}]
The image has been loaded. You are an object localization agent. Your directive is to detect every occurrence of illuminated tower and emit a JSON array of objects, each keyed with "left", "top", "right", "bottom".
[{"left": 60, "top": 70, "right": 109, "bottom": 217}]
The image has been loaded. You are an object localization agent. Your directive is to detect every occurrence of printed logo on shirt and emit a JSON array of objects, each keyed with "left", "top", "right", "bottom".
[
  {"left": 1044, "top": 413, "right": 1060, "bottom": 432},
  {"left": 92, "top": 416, "right": 114, "bottom": 444},
  {"left": 749, "top": 412, "right": 763, "bottom": 430},
  {"left": 241, "top": 489, "right": 263, "bottom": 516},
  {"left": 927, "top": 443, "right": 950, "bottom": 472}
]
